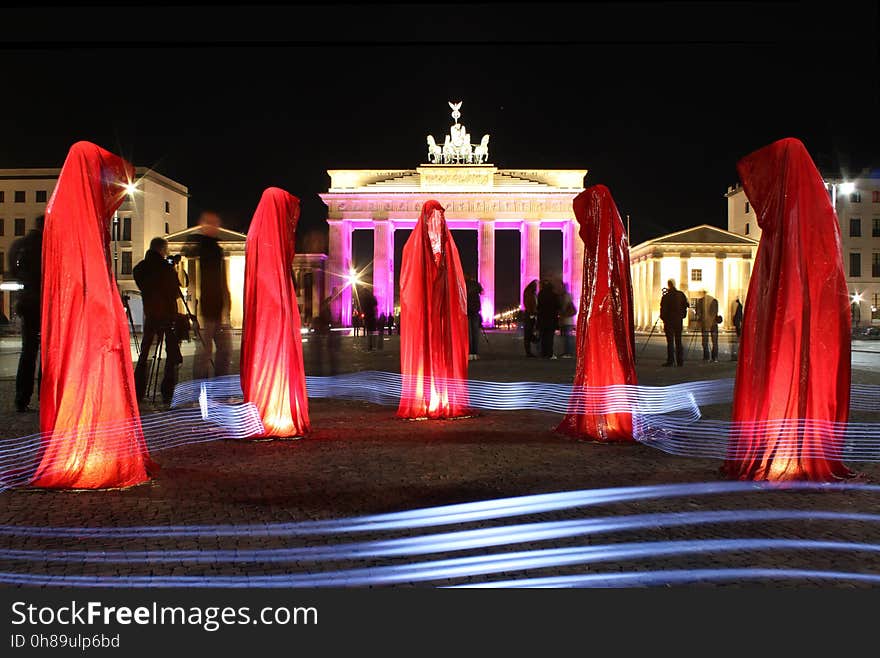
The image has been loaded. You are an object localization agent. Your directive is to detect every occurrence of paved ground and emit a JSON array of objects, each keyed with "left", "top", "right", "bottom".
[{"left": 0, "top": 329, "right": 878, "bottom": 587}]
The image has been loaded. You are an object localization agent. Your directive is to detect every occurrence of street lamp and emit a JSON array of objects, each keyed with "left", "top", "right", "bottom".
[
  {"left": 827, "top": 179, "right": 856, "bottom": 210},
  {"left": 113, "top": 180, "right": 138, "bottom": 281}
]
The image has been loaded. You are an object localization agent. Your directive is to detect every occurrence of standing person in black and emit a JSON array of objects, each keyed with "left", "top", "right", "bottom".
[
  {"left": 183, "top": 211, "right": 232, "bottom": 380},
  {"left": 352, "top": 309, "right": 361, "bottom": 337},
  {"left": 133, "top": 237, "right": 183, "bottom": 404},
  {"left": 536, "top": 278, "right": 560, "bottom": 359},
  {"left": 465, "top": 274, "right": 483, "bottom": 361},
  {"left": 731, "top": 297, "right": 744, "bottom": 361},
  {"left": 362, "top": 289, "right": 378, "bottom": 350},
  {"left": 659, "top": 278, "right": 689, "bottom": 367},
  {"left": 522, "top": 279, "right": 538, "bottom": 357},
  {"left": 8, "top": 215, "right": 43, "bottom": 412}
]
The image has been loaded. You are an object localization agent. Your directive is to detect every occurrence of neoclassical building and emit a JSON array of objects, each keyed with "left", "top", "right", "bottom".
[
  {"left": 319, "top": 103, "right": 587, "bottom": 327},
  {"left": 629, "top": 225, "right": 759, "bottom": 331}
]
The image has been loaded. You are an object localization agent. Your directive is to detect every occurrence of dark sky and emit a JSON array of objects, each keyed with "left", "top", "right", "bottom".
[{"left": 1, "top": 2, "right": 877, "bottom": 309}]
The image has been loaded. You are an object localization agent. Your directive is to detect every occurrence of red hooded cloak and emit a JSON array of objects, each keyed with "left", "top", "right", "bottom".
[
  {"left": 723, "top": 137, "right": 853, "bottom": 481},
  {"left": 397, "top": 200, "right": 470, "bottom": 419},
  {"left": 240, "top": 188, "right": 310, "bottom": 438},
  {"left": 557, "top": 185, "right": 637, "bottom": 441},
  {"left": 32, "top": 141, "right": 154, "bottom": 489}
]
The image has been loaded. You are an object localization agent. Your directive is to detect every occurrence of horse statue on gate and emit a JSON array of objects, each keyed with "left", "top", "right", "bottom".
[
  {"left": 474, "top": 134, "right": 490, "bottom": 164},
  {"left": 427, "top": 135, "right": 442, "bottom": 163}
]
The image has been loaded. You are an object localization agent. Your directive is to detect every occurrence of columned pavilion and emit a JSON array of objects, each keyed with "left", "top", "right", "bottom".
[
  {"left": 319, "top": 103, "right": 587, "bottom": 327},
  {"left": 629, "top": 225, "right": 759, "bottom": 332}
]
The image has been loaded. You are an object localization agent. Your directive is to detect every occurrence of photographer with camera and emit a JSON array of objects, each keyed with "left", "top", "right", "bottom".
[
  {"left": 133, "top": 237, "right": 183, "bottom": 405},
  {"left": 659, "top": 278, "right": 689, "bottom": 367},
  {"left": 183, "top": 211, "right": 232, "bottom": 379}
]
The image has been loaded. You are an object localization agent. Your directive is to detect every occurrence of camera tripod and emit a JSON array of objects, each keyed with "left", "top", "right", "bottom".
[
  {"left": 145, "top": 326, "right": 171, "bottom": 404},
  {"left": 639, "top": 315, "right": 661, "bottom": 356},
  {"left": 685, "top": 325, "right": 701, "bottom": 360},
  {"left": 121, "top": 292, "right": 140, "bottom": 356}
]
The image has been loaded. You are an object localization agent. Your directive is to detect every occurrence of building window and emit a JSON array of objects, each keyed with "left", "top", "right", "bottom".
[
  {"left": 873, "top": 253, "right": 880, "bottom": 278},
  {"left": 14, "top": 191, "right": 25, "bottom": 203},
  {"left": 0, "top": 218, "right": 4, "bottom": 236},
  {"left": 850, "top": 252, "right": 861, "bottom": 278},
  {"left": 14, "top": 218, "right": 25, "bottom": 236},
  {"left": 164, "top": 201, "right": 170, "bottom": 214},
  {"left": 122, "top": 216, "right": 131, "bottom": 241},
  {"left": 121, "top": 251, "right": 132, "bottom": 275},
  {"left": 873, "top": 218, "right": 880, "bottom": 238},
  {"left": 873, "top": 191, "right": 880, "bottom": 203},
  {"left": 0, "top": 252, "right": 4, "bottom": 276},
  {"left": 874, "top": 294, "right": 880, "bottom": 321},
  {"left": 35, "top": 190, "right": 47, "bottom": 203},
  {"left": 850, "top": 217, "right": 861, "bottom": 237},
  {"left": 691, "top": 269, "right": 702, "bottom": 282},
  {"left": 0, "top": 191, "right": 4, "bottom": 203},
  {"left": 745, "top": 201, "right": 750, "bottom": 214},
  {"left": 745, "top": 222, "right": 750, "bottom": 235},
  {"left": 164, "top": 222, "right": 170, "bottom": 234},
  {"left": 850, "top": 191, "right": 862, "bottom": 203}
]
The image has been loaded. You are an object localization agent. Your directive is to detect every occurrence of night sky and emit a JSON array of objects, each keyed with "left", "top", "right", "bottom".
[{"left": 1, "top": 2, "right": 876, "bottom": 310}]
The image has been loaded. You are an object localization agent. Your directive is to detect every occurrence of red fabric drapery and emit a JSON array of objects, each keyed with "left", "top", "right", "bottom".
[
  {"left": 240, "top": 187, "right": 310, "bottom": 438},
  {"left": 397, "top": 200, "right": 470, "bottom": 419},
  {"left": 32, "top": 141, "right": 154, "bottom": 489},
  {"left": 557, "top": 185, "right": 637, "bottom": 441},
  {"left": 723, "top": 137, "right": 853, "bottom": 482}
]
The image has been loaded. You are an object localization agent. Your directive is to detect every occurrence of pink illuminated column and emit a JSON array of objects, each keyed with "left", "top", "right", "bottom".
[
  {"left": 520, "top": 220, "right": 541, "bottom": 306},
  {"left": 563, "top": 218, "right": 584, "bottom": 322},
  {"left": 478, "top": 220, "right": 495, "bottom": 326},
  {"left": 373, "top": 218, "right": 395, "bottom": 318},
  {"left": 328, "top": 219, "right": 353, "bottom": 327}
]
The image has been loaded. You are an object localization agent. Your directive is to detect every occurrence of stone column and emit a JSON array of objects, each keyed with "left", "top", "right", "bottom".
[
  {"left": 679, "top": 253, "right": 690, "bottom": 296},
  {"left": 328, "top": 219, "right": 353, "bottom": 327},
  {"left": 520, "top": 220, "right": 541, "bottom": 307},
  {"left": 651, "top": 254, "right": 662, "bottom": 327},
  {"left": 741, "top": 257, "right": 752, "bottom": 304},
  {"left": 478, "top": 220, "right": 496, "bottom": 327},
  {"left": 569, "top": 219, "right": 585, "bottom": 322},
  {"left": 373, "top": 219, "right": 394, "bottom": 319},
  {"left": 715, "top": 254, "right": 726, "bottom": 328}
]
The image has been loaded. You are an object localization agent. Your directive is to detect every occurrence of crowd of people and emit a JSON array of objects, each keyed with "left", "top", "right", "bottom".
[{"left": 520, "top": 277, "right": 577, "bottom": 359}]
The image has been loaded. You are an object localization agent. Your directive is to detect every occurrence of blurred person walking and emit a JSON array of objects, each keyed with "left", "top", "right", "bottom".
[{"left": 183, "top": 211, "right": 232, "bottom": 379}]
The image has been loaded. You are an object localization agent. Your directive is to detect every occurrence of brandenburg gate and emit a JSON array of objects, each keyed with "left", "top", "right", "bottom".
[{"left": 319, "top": 103, "right": 587, "bottom": 327}]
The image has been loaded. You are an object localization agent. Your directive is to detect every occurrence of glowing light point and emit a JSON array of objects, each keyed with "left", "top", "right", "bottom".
[
  {"left": 838, "top": 182, "right": 856, "bottom": 196},
  {"left": 199, "top": 383, "right": 209, "bottom": 421}
]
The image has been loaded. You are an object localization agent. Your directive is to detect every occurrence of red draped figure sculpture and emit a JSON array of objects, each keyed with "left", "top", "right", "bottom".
[
  {"left": 723, "top": 137, "right": 853, "bottom": 482},
  {"left": 33, "top": 141, "right": 155, "bottom": 489},
  {"left": 398, "top": 200, "right": 470, "bottom": 419},
  {"left": 240, "top": 187, "right": 310, "bottom": 438},
  {"left": 557, "top": 185, "right": 637, "bottom": 442}
]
